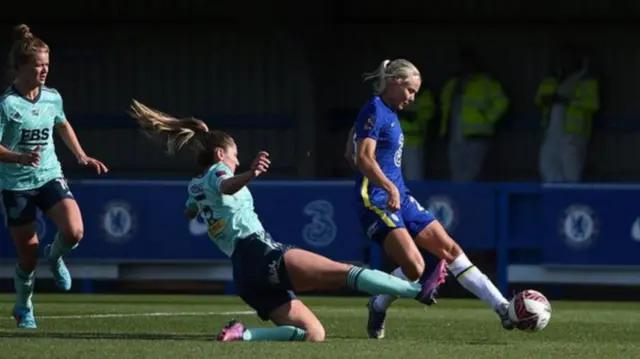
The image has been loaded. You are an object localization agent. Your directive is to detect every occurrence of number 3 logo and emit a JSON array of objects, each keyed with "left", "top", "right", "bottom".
[{"left": 302, "top": 200, "right": 337, "bottom": 248}]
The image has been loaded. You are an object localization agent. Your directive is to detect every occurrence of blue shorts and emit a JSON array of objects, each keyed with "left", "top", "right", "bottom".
[
  {"left": 1, "top": 178, "right": 74, "bottom": 227},
  {"left": 231, "top": 232, "right": 296, "bottom": 321},
  {"left": 359, "top": 194, "right": 436, "bottom": 244}
]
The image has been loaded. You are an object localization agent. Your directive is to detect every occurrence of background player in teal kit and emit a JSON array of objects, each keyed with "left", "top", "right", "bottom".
[
  {"left": 129, "top": 100, "right": 446, "bottom": 342},
  {"left": 0, "top": 25, "right": 108, "bottom": 329},
  {"left": 347, "top": 59, "right": 515, "bottom": 339}
]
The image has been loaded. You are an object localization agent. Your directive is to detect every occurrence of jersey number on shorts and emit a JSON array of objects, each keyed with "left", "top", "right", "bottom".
[
  {"left": 409, "top": 196, "right": 426, "bottom": 212},
  {"left": 56, "top": 178, "right": 71, "bottom": 195}
]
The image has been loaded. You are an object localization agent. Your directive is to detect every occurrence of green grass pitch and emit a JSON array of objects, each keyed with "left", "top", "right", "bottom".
[{"left": 1, "top": 294, "right": 639, "bottom": 359}]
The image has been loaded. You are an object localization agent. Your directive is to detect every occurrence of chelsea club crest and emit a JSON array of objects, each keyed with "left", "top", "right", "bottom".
[
  {"left": 426, "top": 195, "right": 457, "bottom": 232},
  {"left": 559, "top": 204, "right": 599, "bottom": 250},
  {"left": 101, "top": 200, "right": 137, "bottom": 244}
]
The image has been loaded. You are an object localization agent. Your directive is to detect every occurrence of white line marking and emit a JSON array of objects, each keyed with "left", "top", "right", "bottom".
[{"left": 4, "top": 310, "right": 255, "bottom": 320}]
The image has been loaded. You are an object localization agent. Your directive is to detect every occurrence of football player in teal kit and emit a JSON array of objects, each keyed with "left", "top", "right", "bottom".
[{"left": 0, "top": 25, "right": 108, "bottom": 328}]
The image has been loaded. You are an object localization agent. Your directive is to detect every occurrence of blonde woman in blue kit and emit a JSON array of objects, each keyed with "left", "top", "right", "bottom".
[{"left": 346, "top": 58, "right": 514, "bottom": 339}]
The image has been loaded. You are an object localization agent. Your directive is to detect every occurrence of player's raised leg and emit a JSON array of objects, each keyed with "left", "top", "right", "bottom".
[
  {"left": 291, "top": 245, "right": 445, "bottom": 340},
  {"left": 283, "top": 248, "right": 440, "bottom": 303},
  {"left": 361, "top": 206, "right": 447, "bottom": 339},
  {"left": 414, "top": 220, "right": 514, "bottom": 330},
  {"left": 218, "top": 245, "right": 444, "bottom": 342},
  {"left": 2, "top": 191, "right": 39, "bottom": 329},
  {"left": 43, "top": 181, "right": 82, "bottom": 292}
]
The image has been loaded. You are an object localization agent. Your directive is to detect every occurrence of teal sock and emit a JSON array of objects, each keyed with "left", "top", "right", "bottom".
[
  {"left": 49, "top": 232, "right": 78, "bottom": 260},
  {"left": 242, "top": 326, "right": 306, "bottom": 341},
  {"left": 346, "top": 266, "right": 421, "bottom": 297},
  {"left": 14, "top": 265, "right": 35, "bottom": 309}
]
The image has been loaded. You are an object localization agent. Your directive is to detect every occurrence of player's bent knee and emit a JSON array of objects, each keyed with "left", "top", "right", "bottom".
[
  {"left": 416, "top": 222, "right": 464, "bottom": 263},
  {"left": 435, "top": 241, "right": 463, "bottom": 263},
  {"left": 448, "top": 242, "right": 464, "bottom": 259},
  {"left": 436, "top": 234, "right": 463, "bottom": 262},
  {"left": 304, "top": 324, "right": 326, "bottom": 342},
  {"left": 61, "top": 227, "right": 84, "bottom": 244}
]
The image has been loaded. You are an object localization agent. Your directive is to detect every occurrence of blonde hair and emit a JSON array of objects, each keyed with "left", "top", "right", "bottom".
[
  {"left": 8, "top": 24, "right": 49, "bottom": 74},
  {"left": 363, "top": 59, "right": 420, "bottom": 94},
  {"left": 129, "top": 99, "right": 210, "bottom": 154}
]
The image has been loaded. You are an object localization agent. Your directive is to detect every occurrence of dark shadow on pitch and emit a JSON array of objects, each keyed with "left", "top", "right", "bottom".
[{"left": 0, "top": 331, "right": 214, "bottom": 341}]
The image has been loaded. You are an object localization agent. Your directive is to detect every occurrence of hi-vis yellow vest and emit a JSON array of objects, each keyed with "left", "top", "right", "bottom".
[
  {"left": 398, "top": 90, "right": 435, "bottom": 146},
  {"left": 438, "top": 74, "right": 508, "bottom": 137},
  {"left": 535, "top": 75, "right": 599, "bottom": 138}
]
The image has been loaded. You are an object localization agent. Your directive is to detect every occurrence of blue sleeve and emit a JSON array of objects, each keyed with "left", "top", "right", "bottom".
[
  {"left": 54, "top": 92, "right": 67, "bottom": 125},
  {"left": 354, "top": 104, "right": 383, "bottom": 141},
  {"left": 205, "top": 163, "right": 233, "bottom": 193}
]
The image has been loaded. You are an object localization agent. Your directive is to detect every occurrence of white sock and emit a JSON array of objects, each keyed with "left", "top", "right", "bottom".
[
  {"left": 372, "top": 267, "right": 412, "bottom": 312},
  {"left": 448, "top": 254, "right": 508, "bottom": 309}
]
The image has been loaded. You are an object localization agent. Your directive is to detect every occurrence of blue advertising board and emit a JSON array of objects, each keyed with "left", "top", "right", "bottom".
[
  {"left": 541, "top": 184, "right": 640, "bottom": 266},
  {"left": 2, "top": 180, "right": 640, "bottom": 273},
  {"left": 0, "top": 180, "right": 497, "bottom": 263},
  {"left": 0, "top": 180, "right": 367, "bottom": 263}
]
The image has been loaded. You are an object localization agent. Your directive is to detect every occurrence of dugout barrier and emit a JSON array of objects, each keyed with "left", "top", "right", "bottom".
[{"left": 1, "top": 180, "right": 640, "bottom": 293}]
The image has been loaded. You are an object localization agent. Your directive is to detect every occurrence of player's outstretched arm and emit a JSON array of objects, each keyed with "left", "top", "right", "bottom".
[
  {"left": 218, "top": 151, "right": 270, "bottom": 195},
  {"left": 55, "top": 121, "right": 108, "bottom": 174}
]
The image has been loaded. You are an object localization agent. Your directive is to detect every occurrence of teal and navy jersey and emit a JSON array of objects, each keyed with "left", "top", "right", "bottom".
[
  {"left": 186, "top": 163, "right": 265, "bottom": 257},
  {"left": 0, "top": 86, "right": 66, "bottom": 191},
  {"left": 353, "top": 96, "right": 407, "bottom": 207}
]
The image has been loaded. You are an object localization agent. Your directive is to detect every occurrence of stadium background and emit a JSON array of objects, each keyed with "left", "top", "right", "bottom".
[{"left": 1, "top": 0, "right": 640, "bottom": 300}]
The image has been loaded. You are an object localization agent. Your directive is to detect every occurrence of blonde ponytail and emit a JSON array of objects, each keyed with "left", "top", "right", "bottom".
[
  {"left": 362, "top": 59, "right": 420, "bottom": 94},
  {"left": 128, "top": 99, "right": 208, "bottom": 154}
]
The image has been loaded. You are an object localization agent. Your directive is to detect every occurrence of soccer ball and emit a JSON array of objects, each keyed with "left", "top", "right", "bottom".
[{"left": 507, "top": 289, "right": 552, "bottom": 332}]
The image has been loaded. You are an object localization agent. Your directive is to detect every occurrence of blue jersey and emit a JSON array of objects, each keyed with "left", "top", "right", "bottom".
[
  {"left": 353, "top": 96, "right": 407, "bottom": 207},
  {"left": 0, "top": 86, "right": 66, "bottom": 191},
  {"left": 186, "top": 163, "right": 265, "bottom": 257}
]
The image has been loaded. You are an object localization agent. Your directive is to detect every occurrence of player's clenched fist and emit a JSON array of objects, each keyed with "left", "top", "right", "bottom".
[{"left": 251, "top": 151, "right": 270, "bottom": 177}]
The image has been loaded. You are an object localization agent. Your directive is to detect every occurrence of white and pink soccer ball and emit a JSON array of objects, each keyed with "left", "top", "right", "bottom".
[{"left": 508, "top": 289, "right": 552, "bottom": 333}]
